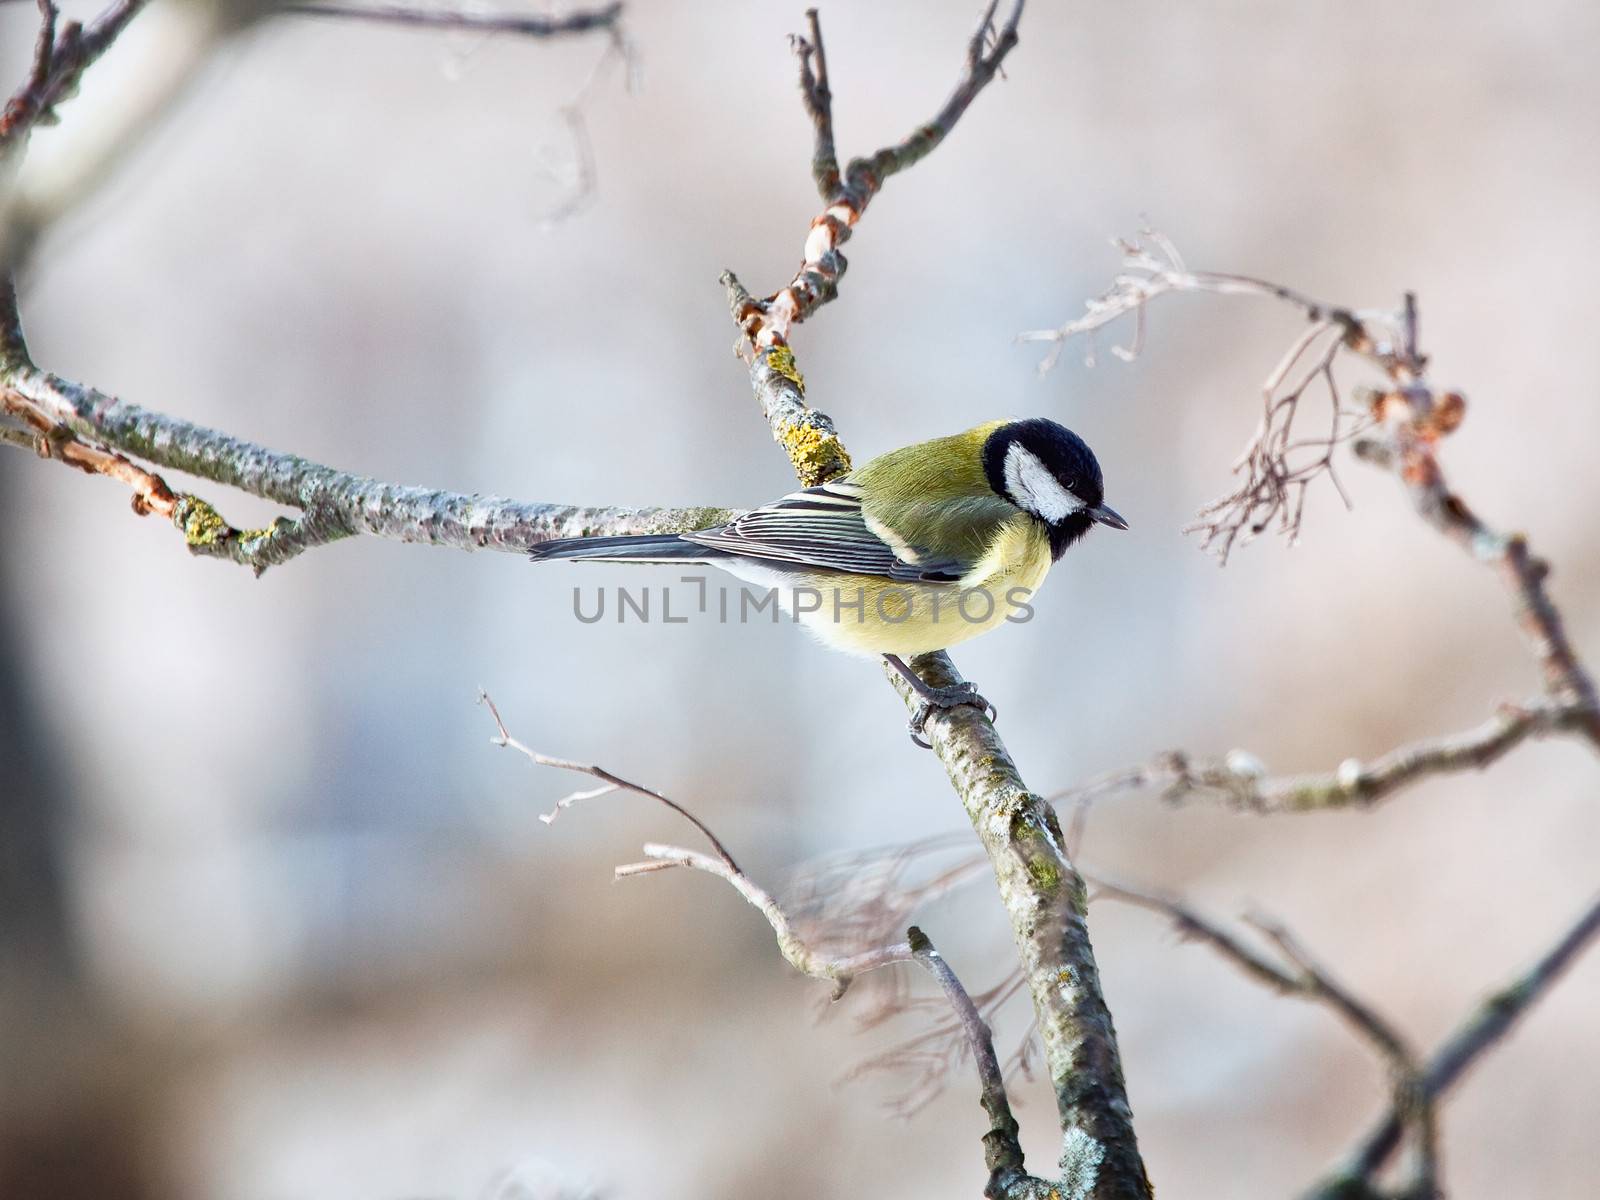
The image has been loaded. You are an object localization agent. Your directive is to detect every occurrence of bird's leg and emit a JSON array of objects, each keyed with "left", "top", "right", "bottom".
[{"left": 882, "top": 654, "right": 998, "bottom": 748}]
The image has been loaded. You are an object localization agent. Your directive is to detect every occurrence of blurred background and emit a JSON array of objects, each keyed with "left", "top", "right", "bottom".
[{"left": 3, "top": 1, "right": 1598, "bottom": 1196}]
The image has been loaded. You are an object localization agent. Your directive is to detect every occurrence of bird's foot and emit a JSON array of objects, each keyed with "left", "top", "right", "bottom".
[
  {"left": 883, "top": 654, "right": 998, "bottom": 748},
  {"left": 906, "top": 682, "right": 998, "bottom": 749}
]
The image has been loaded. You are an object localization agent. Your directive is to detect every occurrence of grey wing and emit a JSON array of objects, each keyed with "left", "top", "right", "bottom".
[{"left": 683, "top": 480, "right": 970, "bottom": 582}]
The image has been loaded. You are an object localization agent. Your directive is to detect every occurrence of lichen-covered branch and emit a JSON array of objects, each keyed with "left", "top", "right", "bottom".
[
  {"left": 1052, "top": 694, "right": 1591, "bottom": 816},
  {"left": 717, "top": 9, "right": 1149, "bottom": 1196},
  {"left": 883, "top": 654, "right": 1150, "bottom": 1198},
  {"left": 0, "top": 355, "right": 736, "bottom": 572},
  {"left": 720, "top": 4, "right": 1023, "bottom": 481},
  {"left": 718, "top": 275, "right": 851, "bottom": 487},
  {"left": 277, "top": 0, "right": 623, "bottom": 37}
]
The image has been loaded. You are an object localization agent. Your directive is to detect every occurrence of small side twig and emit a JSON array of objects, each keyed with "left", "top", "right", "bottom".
[
  {"left": 0, "top": 0, "right": 150, "bottom": 153},
  {"left": 907, "top": 926, "right": 1029, "bottom": 1198},
  {"left": 790, "top": 7, "right": 838, "bottom": 199},
  {"left": 481, "top": 694, "right": 1046, "bottom": 1192},
  {"left": 479, "top": 690, "right": 741, "bottom": 874}
]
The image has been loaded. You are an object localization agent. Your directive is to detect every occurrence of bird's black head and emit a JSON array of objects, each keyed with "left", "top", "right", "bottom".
[{"left": 980, "top": 418, "right": 1128, "bottom": 560}]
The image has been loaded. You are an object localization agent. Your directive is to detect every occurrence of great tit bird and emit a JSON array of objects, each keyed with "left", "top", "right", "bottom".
[{"left": 530, "top": 418, "right": 1126, "bottom": 745}]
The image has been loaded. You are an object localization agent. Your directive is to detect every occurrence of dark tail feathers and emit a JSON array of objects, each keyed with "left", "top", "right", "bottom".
[{"left": 528, "top": 533, "right": 726, "bottom": 563}]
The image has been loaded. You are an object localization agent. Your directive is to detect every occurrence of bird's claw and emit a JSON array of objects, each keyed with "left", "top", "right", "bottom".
[{"left": 905, "top": 682, "right": 998, "bottom": 748}]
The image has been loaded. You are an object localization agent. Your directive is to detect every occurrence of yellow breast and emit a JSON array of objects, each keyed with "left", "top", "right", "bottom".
[{"left": 774, "top": 514, "right": 1053, "bottom": 659}]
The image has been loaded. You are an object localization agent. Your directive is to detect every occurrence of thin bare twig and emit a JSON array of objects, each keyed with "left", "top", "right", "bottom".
[
  {"left": 277, "top": 0, "right": 623, "bottom": 37},
  {"left": 479, "top": 690, "right": 741, "bottom": 874},
  {"left": 1019, "top": 232, "right": 1380, "bottom": 559},
  {"left": 790, "top": 8, "right": 837, "bottom": 199},
  {"left": 624, "top": 848, "right": 1056, "bottom": 1200},
  {"left": 1049, "top": 695, "right": 1592, "bottom": 816},
  {"left": 1029, "top": 238, "right": 1600, "bottom": 749},
  {"left": 616, "top": 842, "right": 909, "bottom": 994},
  {"left": 1092, "top": 878, "right": 1435, "bottom": 1194},
  {"left": 731, "top": 1, "right": 1026, "bottom": 352},
  {"left": 718, "top": 12, "right": 1150, "bottom": 1192},
  {"left": 907, "top": 926, "right": 1030, "bottom": 1197},
  {"left": 480, "top": 693, "right": 1045, "bottom": 1194},
  {"left": 1306, "top": 892, "right": 1600, "bottom": 1200},
  {"left": 0, "top": 0, "right": 149, "bottom": 152}
]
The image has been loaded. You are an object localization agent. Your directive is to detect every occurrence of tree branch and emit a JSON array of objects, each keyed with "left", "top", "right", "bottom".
[
  {"left": 1306, "top": 892, "right": 1600, "bottom": 1200},
  {"left": 0, "top": 0, "right": 647, "bottom": 568},
  {"left": 276, "top": 0, "right": 623, "bottom": 37},
  {"left": 1051, "top": 695, "right": 1591, "bottom": 816},
  {"left": 1093, "top": 879, "right": 1443, "bottom": 1198},
  {"left": 906, "top": 926, "right": 1038, "bottom": 1199},
  {"left": 728, "top": 1, "right": 1024, "bottom": 350},
  {"left": 1028, "top": 236, "right": 1600, "bottom": 748},
  {"left": 880, "top": 654, "right": 1150, "bottom": 1197},
  {"left": 0, "top": 326, "right": 737, "bottom": 572},
  {"left": 716, "top": 10, "right": 1150, "bottom": 1196},
  {"left": 482, "top": 693, "right": 1041, "bottom": 1194},
  {"left": 480, "top": 690, "right": 742, "bottom": 875}
]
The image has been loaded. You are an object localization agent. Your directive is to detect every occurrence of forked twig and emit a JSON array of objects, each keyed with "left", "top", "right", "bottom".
[{"left": 479, "top": 689, "right": 740, "bottom": 873}]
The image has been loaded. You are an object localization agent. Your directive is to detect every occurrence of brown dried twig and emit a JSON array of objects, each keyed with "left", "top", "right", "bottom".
[
  {"left": 1028, "top": 236, "right": 1600, "bottom": 750},
  {"left": 0, "top": 0, "right": 149, "bottom": 153},
  {"left": 1019, "top": 232, "right": 1381, "bottom": 560},
  {"left": 738, "top": 1, "right": 1025, "bottom": 349},
  {"left": 722, "top": 2, "right": 1026, "bottom": 487}
]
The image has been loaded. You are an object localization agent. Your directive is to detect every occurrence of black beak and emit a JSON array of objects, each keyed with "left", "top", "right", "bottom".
[{"left": 1089, "top": 503, "right": 1129, "bottom": 531}]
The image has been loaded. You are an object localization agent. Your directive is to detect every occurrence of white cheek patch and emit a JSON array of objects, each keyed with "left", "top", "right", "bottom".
[{"left": 1003, "top": 443, "right": 1079, "bottom": 521}]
